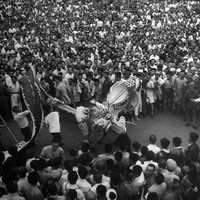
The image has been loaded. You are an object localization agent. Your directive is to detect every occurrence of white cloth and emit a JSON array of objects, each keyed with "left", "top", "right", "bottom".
[
  {"left": 13, "top": 111, "right": 29, "bottom": 129},
  {"left": 75, "top": 107, "right": 89, "bottom": 123},
  {"left": 45, "top": 112, "right": 60, "bottom": 133},
  {"left": 147, "top": 144, "right": 161, "bottom": 154},
  {"left": 77, "top": 179, "right": 92, "bottom": 193}
]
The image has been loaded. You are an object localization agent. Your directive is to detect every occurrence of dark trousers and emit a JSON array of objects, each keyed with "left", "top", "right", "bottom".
[
  {"left": 21, "top": 126, "right": 32, "bottom": 141},
  {"left": 52, "top": 132, "right": 61, "bottom": 144}
]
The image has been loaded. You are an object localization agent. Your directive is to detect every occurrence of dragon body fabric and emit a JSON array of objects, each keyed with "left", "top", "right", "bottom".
[
  {"left": 17, "top": 66, "right": 43, "bottom": 151},
  {"left": 16, "top": 69, "right": 137, "bottom": 151},
  {"left": 51, "top": 77, "right": 138, "bottom": 137}
]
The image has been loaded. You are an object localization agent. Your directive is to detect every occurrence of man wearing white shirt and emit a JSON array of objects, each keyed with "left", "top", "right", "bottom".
[
  {"left": 147, "top": 135, "right": 161, "bottom": 154},
  {"left": 13, "top": 106, "right": 31, "bottom": 142},
  {"left": 45, "top": 104, "right": 61, "bottom": 144}
]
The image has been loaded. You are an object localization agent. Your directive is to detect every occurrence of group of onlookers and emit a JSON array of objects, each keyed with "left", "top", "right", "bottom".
[
  {"left": 1, "top": 0, "right": 200, "bottom": 127},
  {"left": 1, "top": 132, "right": 200, "bottom": 200},
  {"left": 1, "top": 0, "right": 200, "bottom": 199}
]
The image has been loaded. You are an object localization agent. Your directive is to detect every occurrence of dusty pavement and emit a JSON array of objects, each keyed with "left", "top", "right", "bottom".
[{"left": 1, "top": 111, "right": 199, "bottom": 156}]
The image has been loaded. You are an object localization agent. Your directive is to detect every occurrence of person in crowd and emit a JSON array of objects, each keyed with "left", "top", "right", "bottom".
[
  {"left": 40, "top": 139, "right": 65, "bottom": 165},
  {"left": 19, "top": 171, "right": 43, "bottom": 200},
  {"left": 8, "top": 75, "right": 21, "bottom": 109},
  {"left": 45, "top": 183, "right": 65, "bottom": 200},
  {"left": 12, "top": 106, "right": 32, "bottom": 142},
  {"left": 157, "top": 138, "right": 170, "bottom": 161},
  {"left": 147, "top": 172, "right": 167, "bottom": 199},
  {"left": 185, "top": 132, "right": 200, "bottom": 163},
  {"left": 147, "top": 135, "right": 161, "bottom": 154},
  {"left": 1, "top": 1, "right": 200, "bottom": 200},
  {"left": 45, "top": 103, "right": 62, "bottom": 144},
  {"left": 170, "top": 137, "right": 185, "bottom": 166},
  {"left": 174, "top": 71, "right": 187, "bottom": 114},
  {"left": 0, "top": 75, "right": 12, "bottom": 121},
  {"left": 55, "top": 76, "right": 71, "bottom": 105},
  {"left": 0, "top": 181, "right": 25, "bottom": 200},
  {"left": 64, "top": 171, "right": 86, "bottom": 200}
]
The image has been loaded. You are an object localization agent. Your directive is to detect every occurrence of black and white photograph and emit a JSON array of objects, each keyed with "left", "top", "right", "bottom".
[{"left": 0, "top": 0, "right": 200, "bottom": 199}]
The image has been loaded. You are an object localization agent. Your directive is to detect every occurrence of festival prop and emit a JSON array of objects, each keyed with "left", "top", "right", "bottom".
[
  {"left": 16, "top": 66, "right": 44, "bottom": 151},
  {"left": 40, "top": 77, "right": 138, "bottom": 140}
]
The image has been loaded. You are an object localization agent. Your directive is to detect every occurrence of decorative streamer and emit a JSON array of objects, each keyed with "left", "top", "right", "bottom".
[{"left": 17, "top": 66, "right": 43, "bottom": 151}]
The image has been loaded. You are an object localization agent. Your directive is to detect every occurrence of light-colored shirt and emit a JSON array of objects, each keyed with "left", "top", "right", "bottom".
[
  {"left": 56, "top": 82, "right": 71, "bottom": 104},
  {"left": 64, "top": 183, "right": 86, "bottom": 200},
  {"left": 45, "top": 111, "right": 60, "bottom": 133},
  {"left": 0, "top": 193, "right": 25, "bottom": 200},
  {"left": 147, "top": 144, "right": 161, "bottom": 154},
  {"left": 40, "top": 145, "right": 65, "bottom": 161},
  {"left": 77, "top": 178, "right": 92, "bottom": 193},
  {"left": 13, "top": 110, "right": 29, "bottom": 129}
]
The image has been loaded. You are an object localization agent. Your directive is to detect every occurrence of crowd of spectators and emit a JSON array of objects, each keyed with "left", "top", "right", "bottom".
[
  {"left": 1, "top": 0, "right": 200, "bottom": 125},
  {"left": 1, "top": 132, "right": 200, "bottom": 200},
  {"left": 1, "top": 0, "right": 200, "bottom": 199}
]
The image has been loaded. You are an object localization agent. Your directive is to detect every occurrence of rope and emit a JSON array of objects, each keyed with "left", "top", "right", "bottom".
[{"left": 38, "top": 81, "right": 76, "bottom": 114}]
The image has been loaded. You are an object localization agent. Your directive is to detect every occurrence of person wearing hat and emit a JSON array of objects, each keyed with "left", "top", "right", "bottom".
[{"left": 162, "top": 159, "right": 180, "bottom": 185}]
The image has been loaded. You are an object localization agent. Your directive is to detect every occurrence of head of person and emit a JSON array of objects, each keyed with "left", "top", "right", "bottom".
[
  {"left": 155, "top": 172, "right": 165, "bottom": 185},
  {"left": 129, "top": 153, "right": 139, "bottom": 165},
  {"left": 172, "top": 137, "right": 182, "bottom": 147},
  {"left": 132, "top": 165, "right": 143, "bottom": 178},
  {"left": 179, "top": 71, "right": 185, "bottom": 79},
  {"left": 11, "top": 75, "right": 17, "bottom": 83},
  {"left": 96, "top": 184, "right": 107, "bottom": 199},
  {"left": 160, "top": 138, "right": 170, "bottom": 149},
  {"left": 28, "top": 171, "right": 39, "bottom": 186},
  {"left": 6, "top": 181, "right": 18, "bottom": 194},
  {"left": 132, "top": 141, "right": 141, "bottom": 152},
  {"left": 147, "top": 192, "right": 158, "bottom": 200},
  {"left": 115, "top": 71, "right": 121, "bottom": 82},
  {"left": 141, "top": 145, "right": 148, "bottom": 156},
  {"left": 78, "top": 166, "right": 88, "bottom": 179},
  {"left": 166, "top": 159, "right": 178, "bottom": 172},
  {"left": 66, "top": 189, "right": 77, "bottom": 200},
  {"left": 12, "top": 106, "right": 21, "bottom": 113},
  {"left": 68, "top": 171, "right": 78, "bottom": 185},
  {"left": 114, "top": 151, "right": 123, "bottom": 162},
  {"left": 149, "top": 134, "right": 157, "bottom": 144},
  {"left": 51, "top": 139, "right": 60, "bottom": 151},
  {"left": 146, "top": 151, "right": 155, "bottom": 161},
  {"left": 145, "top": 164, "right": 156, "bottom": 176},
  {"left": 189, "top": 132, "right": 199, "bottom": 143},
  {"left": 18, "top": 167, "right": 27, "bottom": 178}
]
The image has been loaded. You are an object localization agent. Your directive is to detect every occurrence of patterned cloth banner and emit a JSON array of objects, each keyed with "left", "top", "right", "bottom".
[{"left": 17, "top": 66, "right": 43, "bottom": 151}]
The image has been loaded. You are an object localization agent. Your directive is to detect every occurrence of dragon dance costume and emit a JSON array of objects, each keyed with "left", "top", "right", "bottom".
[{"left": 13, "top": 67, "right": 138, "bottom": 151}]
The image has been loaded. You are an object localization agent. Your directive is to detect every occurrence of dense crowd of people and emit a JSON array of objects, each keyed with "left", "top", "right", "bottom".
[
  {"left": 1, "top": 132, "right": 200, "bottom": 200},
  {"left": 1, "top": 0, "right": 200, "bottom": 199},
  {"left": 0, "top": 0, "right": 200, "bottom": 125}
]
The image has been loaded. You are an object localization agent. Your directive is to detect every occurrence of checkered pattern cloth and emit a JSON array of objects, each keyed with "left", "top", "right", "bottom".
[{"left": 124, "top": 77, "right": 136, "bottom": 88}]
